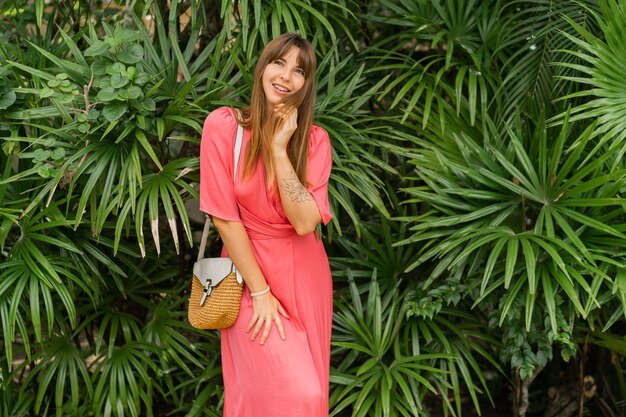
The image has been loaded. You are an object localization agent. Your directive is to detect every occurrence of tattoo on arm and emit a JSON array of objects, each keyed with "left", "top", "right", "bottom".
[{"left": 280, "top": 171, "right": 313, "bottom": 203}]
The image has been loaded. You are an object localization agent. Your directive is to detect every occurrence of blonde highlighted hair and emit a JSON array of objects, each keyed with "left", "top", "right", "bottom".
[{"left": 235, "top": 33, "right": 317, "bottom": 188}]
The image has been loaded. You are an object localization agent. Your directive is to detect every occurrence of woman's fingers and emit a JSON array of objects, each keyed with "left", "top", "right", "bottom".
[
  {"left": 248, "top": 294, "right": 288, "bottom": 343},
  {"left": 274, "top": 316, "right": 286, "bottom": 341},
  {"left": 278, "top": 302, "right": 289, "bottom": 319},
  {"left": 250, "top": 318, "right": 264, "bottom": 341},
  {"left": 274, "top": 103, "right": 288, "bottom": 117},
  {"left": 259, "top": 316, "right": 285, "bottom": 344},
  {"left": 287, "top": 108, "right": 297, "bottom": 129},
  {"left": 246, "top": 314, "right": 258, "bottom": 333},
  {"left": 259, "top": 318, "right": 272, "bottom": 344},
  {"left": 274, "top": 104, "right": 296, "bottom": 121}
]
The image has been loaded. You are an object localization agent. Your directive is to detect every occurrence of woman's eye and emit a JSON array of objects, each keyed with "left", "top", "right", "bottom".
[
  {"left": 296, "top": 69, "right": 305, "bottom": 76},
  {"left": 274, "top": 60, "right": 284, "bottom": 65}
]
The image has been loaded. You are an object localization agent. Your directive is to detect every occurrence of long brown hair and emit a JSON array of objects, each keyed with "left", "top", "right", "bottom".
[{"left": 235, "top": 33, "right": 317, "bottom": 188}]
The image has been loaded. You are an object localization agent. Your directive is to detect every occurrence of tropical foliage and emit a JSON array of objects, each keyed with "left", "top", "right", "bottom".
[{"left": 1, "top": 0, "right": 626, "bottom": 416}]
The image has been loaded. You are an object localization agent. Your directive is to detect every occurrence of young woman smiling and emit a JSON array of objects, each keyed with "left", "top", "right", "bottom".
[{"left": 199, "top": 33, "right": 333, "bottom": 417}]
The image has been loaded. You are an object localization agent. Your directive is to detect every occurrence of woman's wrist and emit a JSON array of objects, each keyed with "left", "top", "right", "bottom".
[
  {"left": 272, "top": 147, "right": 288, "bottom": 159},
  {"left": 250, "top": 285, "right": 271, "bottom": 297}
]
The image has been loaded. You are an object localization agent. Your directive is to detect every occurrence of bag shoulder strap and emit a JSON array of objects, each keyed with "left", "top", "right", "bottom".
[
  {"left": 233, "top": 118, "right": 244, "bottom": 180},
  {"left": 198, "top": 121, "right": 244, "bottom": 261}
]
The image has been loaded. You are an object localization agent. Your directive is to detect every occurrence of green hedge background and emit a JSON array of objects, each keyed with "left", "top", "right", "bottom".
[{"left": 2, "top": 0, "right": 626, "bottom": 416}]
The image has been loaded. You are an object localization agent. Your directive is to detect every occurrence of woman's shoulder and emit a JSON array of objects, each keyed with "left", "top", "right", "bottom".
[
  {"left": 310, "top": 124, "right": 331, "bottom": 148},
  {"left": 204, "top": 106, "right": 238, "bottom": 126},
  {"left": 202, "top": 107, "right": 239, "bottom": 147},
  {"left": 310, "top": 123, "right": 329, "bottom": 140}
]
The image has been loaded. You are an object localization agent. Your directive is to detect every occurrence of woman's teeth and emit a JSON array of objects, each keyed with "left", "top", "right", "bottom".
[{"left": 273, "top": 84, "right": 289, "bottom": 93}]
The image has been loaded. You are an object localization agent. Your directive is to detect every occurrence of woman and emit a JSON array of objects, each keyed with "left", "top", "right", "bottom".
[{"left": 199, "top": 33, "right": 333, "bottom": 417}]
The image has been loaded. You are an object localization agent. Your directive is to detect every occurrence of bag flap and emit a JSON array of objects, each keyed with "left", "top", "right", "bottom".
[{"left": 193, "top": 257, "right": 243, "bottom": 286}]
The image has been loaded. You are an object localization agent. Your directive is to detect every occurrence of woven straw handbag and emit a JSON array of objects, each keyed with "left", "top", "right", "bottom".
[
  {"left": 188, "top": 218, "right": 244, "bottom": 329},
  {"left": 188, "top": 121, "right": 244, "bottom": 329}
]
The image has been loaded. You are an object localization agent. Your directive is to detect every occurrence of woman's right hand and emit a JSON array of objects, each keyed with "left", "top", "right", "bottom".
[
  {"left": 246, "top": 291, "right": 290, "bottom": 344},
  {"left": 272, "top": 105, "right": 298, "bottom": 153}
]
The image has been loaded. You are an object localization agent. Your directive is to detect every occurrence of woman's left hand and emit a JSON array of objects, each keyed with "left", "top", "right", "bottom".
[
  {"left": 273, "top": 105, "right": 297, "bottom": 153},
  {"left": 247, "top": 291, "right": 289, "bottom": 344}
]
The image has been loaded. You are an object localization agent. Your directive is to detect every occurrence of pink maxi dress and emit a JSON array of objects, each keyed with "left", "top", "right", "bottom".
[{"left": 199, "top": 107, "right": 333, "bottom": 417}]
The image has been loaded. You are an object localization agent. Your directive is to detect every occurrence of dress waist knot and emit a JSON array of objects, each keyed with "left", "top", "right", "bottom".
[
  {"left": 244, "top": 220, "right": 298, "bottom": 240},
  {"left": 239, "top": 205, "right": 298, "bottom": 240}
]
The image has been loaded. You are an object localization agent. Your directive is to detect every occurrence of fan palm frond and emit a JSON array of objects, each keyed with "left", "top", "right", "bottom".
[
  {"left": 497, "top": 0, "right": 602, "bottom": 125},
  {"left": 551, "top": 0, "right": 626, "bottom": 150}
]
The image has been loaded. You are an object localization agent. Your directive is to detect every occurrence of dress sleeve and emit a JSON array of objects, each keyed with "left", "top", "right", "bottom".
[
  {"left": 199, "top": 107, "right": 241, "bottom": 221},
  {"left": 307, "top": 126, "right": 333, "bottom": 225}
]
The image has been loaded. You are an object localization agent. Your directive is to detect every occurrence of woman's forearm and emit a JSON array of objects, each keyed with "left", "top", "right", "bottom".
[
  {"left": 272, "top": 151, "right": 321, "bottom": 235},
  {"left": 212, "top": 217, "right": 268, "bottom": 293}
]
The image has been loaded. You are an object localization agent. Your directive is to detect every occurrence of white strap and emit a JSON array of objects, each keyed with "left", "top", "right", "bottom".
[
  {"left": 197, "top": 217, "right": 211, "bottom": 262},
  {"left": 198, "top": 121, "right": 244, "bottom": 261},
  {"left": 234, "top": 123, "right": 243, "bottom": 181}
]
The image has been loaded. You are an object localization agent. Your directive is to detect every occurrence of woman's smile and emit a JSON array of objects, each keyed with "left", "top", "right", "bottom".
[{"left": 272, "top": 83, "right": 291, "bottom": 94}]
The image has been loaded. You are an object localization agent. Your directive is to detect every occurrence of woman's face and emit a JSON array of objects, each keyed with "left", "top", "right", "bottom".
[{"left": 261, "top": 47, "right": 306, "bottom": 110}]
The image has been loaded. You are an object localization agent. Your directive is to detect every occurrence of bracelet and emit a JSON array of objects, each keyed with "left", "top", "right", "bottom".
[{"left": 250, "top": 285, "right": 270, "bottom": 297}]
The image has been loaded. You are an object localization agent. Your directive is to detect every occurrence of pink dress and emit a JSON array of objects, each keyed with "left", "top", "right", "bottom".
[{"left": 199, "top": 107, "right": 333, "bottom": 417}]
